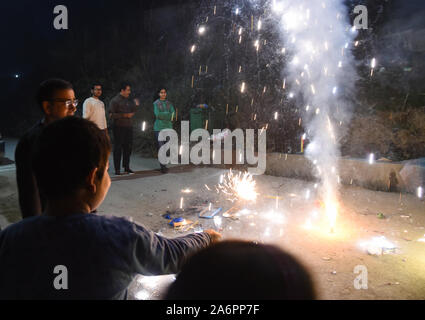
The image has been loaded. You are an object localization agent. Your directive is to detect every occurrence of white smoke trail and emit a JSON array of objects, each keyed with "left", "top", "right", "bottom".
[{"left": 272, "top": 0, "right": 358, "bottom": 230}]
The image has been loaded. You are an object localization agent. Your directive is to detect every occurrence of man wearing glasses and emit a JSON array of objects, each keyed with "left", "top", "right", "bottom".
[
  {"left": 82, "top": 83, "right": 108, "bottom": 138},
  {"left": 15, "top": 78, "right": 77, "bottom": 219}
]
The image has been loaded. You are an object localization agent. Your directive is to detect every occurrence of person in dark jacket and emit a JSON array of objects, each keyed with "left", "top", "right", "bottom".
[
  {"left": 0, "top": 117, "right": 221, "bottom": 300},
  {"left": 109, "top": 83, "right": 139, "bottom": 175},
  {"left": 15, "top": 78, "right": 77, "bottom": 219}
]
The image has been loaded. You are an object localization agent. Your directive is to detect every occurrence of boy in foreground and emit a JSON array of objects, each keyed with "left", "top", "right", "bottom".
[{"left": 0, "top": 117, "right": 220, "bottom": 299}]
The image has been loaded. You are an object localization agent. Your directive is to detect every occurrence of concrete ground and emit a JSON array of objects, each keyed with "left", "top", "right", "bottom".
[{"left": 1, "top": 149, "right": 425, "bottom": 300}]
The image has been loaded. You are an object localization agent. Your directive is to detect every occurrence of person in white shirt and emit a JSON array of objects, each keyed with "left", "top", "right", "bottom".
[{"left": 83, "top": 84, "right": 108, "bottom": 137}]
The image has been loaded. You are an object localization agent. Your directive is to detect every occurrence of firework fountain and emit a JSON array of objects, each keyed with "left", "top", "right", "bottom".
[
  {"left": 271, "top": 0, "right": 358, "bottom": 232},
  {"left": 189, "top": 0, "right": 358, "bottom": 233}
]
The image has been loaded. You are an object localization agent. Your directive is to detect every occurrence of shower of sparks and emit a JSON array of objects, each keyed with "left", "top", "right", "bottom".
[{"left": 217, "top": 170, "right": 258, "bottom": 203}]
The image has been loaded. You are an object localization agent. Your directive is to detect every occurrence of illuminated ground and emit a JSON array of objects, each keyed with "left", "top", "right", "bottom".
[
  {"left": 1, "top": 164, "right": 424, "bottom": 299},
  {"left": 103, "top": 167, "right": 425, "bottom": 300}
]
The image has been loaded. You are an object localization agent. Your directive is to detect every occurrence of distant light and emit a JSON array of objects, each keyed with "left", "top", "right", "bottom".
[
  {"left": 235, "top": 8, "right": 240, "bottom": 15},
  {"left": 368, "top": 153, "right": 375, "bottom": 165},
  {"left": 351, "top": 25, "right": 356, "bottom": 33},
  {"left": 302, "top": 133, "right": 306, "bottom": 140},
  {"left": 371, "top": 58, "right": 376, "bottom": 69},
  {"left": 257, "top": 20, "right": 262, "bottom": 30},
  {"left": 14, "top": 74, "right": 19, "bottom": 78},
  {"left": 288, "top": 92, "right": 294, "bottom": 98},
  {"left": 198, "top": 26, "right": 206, "bottom": 35},
  {"left": 332, "top": 86, "right": 338, "bottom": 95},
  {"left": 190, "top": 45, "right": 196, "bottom": 53},
  {"left": 274, "top": 112, "right": 278, "bottom": 120}
]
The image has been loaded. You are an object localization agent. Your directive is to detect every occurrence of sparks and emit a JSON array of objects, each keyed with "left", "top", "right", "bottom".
[
  {"left": 217, "top": 170, "right": 258, "bottom": 202},
  {"left": 241, "top": 82, "right": 246, "bottom": 93}
]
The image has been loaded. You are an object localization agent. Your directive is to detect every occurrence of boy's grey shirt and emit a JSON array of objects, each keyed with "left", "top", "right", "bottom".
[{"left": 0, "top": 213, "right": 211, "bottom": 299}]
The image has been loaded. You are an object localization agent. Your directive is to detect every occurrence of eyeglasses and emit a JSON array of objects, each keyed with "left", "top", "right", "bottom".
[{"left": 50, "top": 99, "right": 79, "bottom": 108}]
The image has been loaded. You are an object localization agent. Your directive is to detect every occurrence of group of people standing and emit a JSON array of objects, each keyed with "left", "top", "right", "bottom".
[
  {"left": 0, "top": 78, "right": 316, "bottom": 300},
  {"left": 83, "top": 82, "right": 175, "bottom": 175}
]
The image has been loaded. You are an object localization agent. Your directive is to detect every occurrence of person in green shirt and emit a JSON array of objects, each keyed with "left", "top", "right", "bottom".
[{"left": 153, "top": 88, "right": 175, "bottom": 173}]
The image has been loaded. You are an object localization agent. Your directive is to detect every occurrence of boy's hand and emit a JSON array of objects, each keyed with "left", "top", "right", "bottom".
[{"left": 204, "top": 229, "right": 222, "bottom": 243}]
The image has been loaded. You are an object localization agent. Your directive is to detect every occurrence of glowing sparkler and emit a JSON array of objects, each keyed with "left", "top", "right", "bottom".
[{"left": 217, "top": 170, "right": 258, "bottom": 202}]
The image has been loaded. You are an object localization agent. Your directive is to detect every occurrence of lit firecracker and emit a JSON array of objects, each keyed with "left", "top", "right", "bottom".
[{"left": 217, "top": 170, "right": 258, "bottom": 203}]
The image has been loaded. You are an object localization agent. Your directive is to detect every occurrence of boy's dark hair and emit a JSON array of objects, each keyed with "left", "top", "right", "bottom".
[
  {"left": 33, "top": 117, "right": 111, "bottom": 200},
  {"left": 119, "top": 82, "right": 131, "bottom": 92},
  {"left": 165, "top": 240, "right": 316, "bottom": 300},
  {"left": 36, "top": 79, "right": 73, "bottom": 111},
  {"left": 92, "top": 83, "right": 102, "bottom": 90}
]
